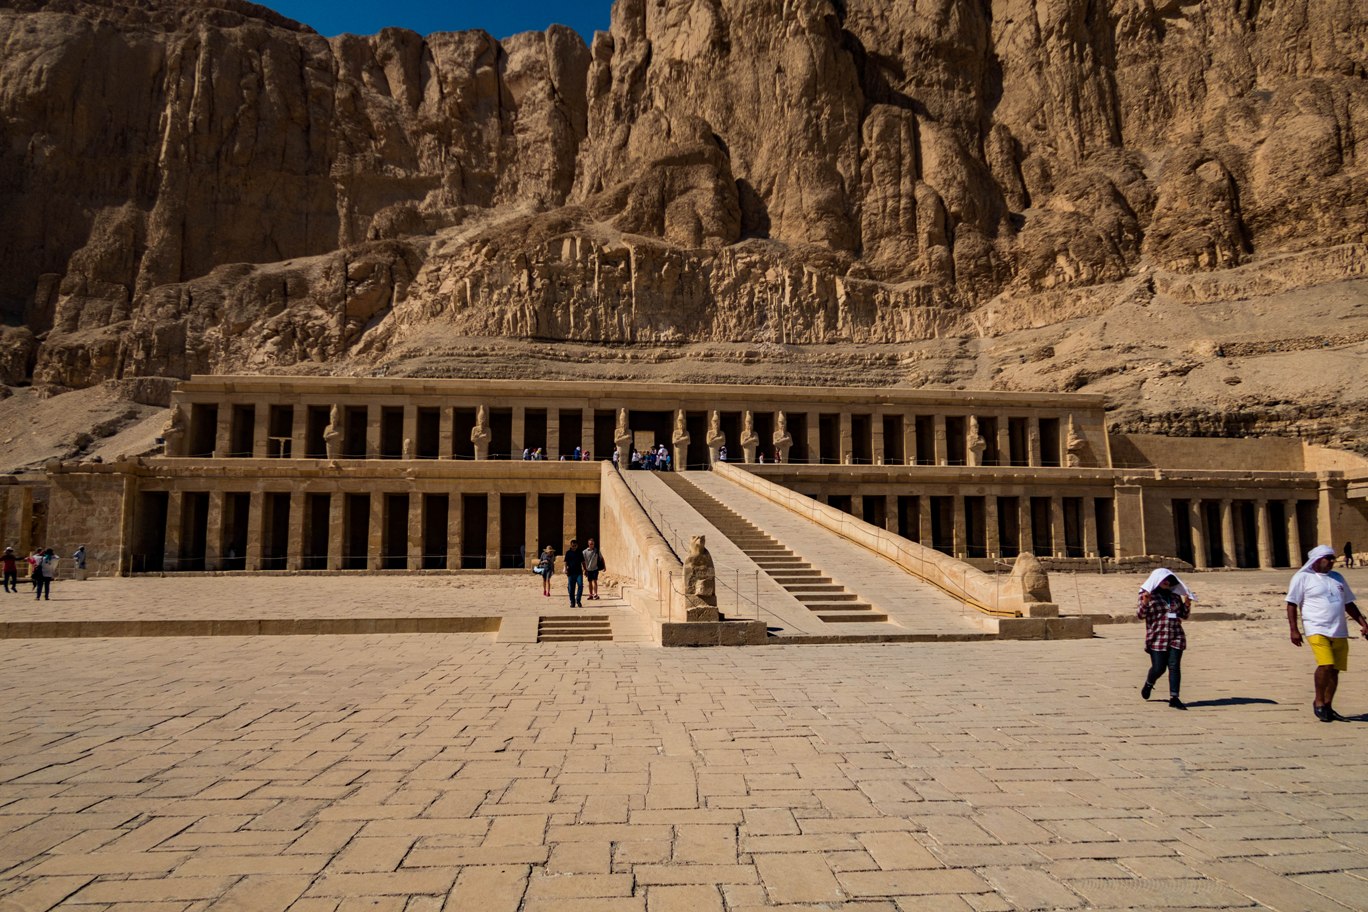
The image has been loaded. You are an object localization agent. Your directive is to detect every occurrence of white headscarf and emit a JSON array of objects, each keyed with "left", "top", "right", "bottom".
[
  {"left": 1298, "top": 544, "right": 1337, "bottom": 575},
  {"left": 1139, "top": 568, "right": 1192, "bottom": 599}
]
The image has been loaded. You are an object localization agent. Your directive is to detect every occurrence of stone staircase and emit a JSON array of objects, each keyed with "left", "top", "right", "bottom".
[
  {"left": 657, "top": 473, "right": 889, "bottom": 624},
  {"left": 537, "top": 616, "right": 613, "bottom": 642}
]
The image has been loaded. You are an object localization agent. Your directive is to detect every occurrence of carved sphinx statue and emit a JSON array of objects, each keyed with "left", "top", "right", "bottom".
[{"left": 683, "top": 534, "right": 719, "bottom": 623}]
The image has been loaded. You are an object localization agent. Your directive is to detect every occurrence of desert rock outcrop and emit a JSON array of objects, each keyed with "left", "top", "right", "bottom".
[{"left": 0, "top": 0, "right": 1365, "bottom": 445}]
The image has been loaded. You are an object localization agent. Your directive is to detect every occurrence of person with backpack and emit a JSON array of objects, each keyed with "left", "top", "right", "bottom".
[
  {"left": 536, "top": 545, "right": 555, "bottom": 597},
  {"left": 583, "top": 539, "right": 607, "bottom": 600},
  {"left": 32, "top": 548, "right": 58, "bottom": 600}
]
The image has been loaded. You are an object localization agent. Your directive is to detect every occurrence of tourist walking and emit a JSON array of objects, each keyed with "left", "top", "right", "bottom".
[
  {"left": 73, "top": 545, "right": 86, "bottom": 571},
  {"left": 27, "top": 549, "right": 42, "bottom": 593},
  {"left": 33, "top": 548, "right": 57, "bottom": 601},
  {"left": 536, "top": 545, "right": 555, "bottom": 597},
  {"left": 584, "top": 538, "right": 606, "bottom": 600},
  {"left": 564, "top": 538, "right": 586, "bottom": 608},
  {"left": 1137, "top": 568, "right": 1192, "bottom": 710},
  {"left": 1286, "top": 545, "right": 1368, "bottom": 721},
  {"left": 1, "top": 547, "right": 16, "bottom": 593},
  {"left": 1344, "top": 541, "right": 1354, "bottom": 569}
]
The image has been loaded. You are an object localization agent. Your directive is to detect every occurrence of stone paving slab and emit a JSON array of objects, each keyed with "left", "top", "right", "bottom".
[{"left": 2, "top": 582, "right": 1368, "bottom": 909}]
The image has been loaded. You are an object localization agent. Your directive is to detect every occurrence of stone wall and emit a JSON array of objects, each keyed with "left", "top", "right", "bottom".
[
  {"left": 598, "top": 462, "right": 685, "bottom": 638},
  {"left": 1111, "top": 434, "right": 1307, "bottom": 472},
  {"left": 46, "top": 468, "right": 125, "bottom": 573}
]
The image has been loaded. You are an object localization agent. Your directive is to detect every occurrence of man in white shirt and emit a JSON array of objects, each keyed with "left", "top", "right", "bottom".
[{"left": 1286, "top": 544, "right": 1368, "bottom": 722}]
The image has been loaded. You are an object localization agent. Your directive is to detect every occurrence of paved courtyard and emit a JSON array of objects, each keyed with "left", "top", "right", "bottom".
[{"left": 1, "top": 575, "right": 1367, "bottom": 910}]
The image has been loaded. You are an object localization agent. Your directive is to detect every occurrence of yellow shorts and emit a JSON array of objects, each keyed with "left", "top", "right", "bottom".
[{"left": 1307, "top": 635, "right": 1349, "bottom": 671}]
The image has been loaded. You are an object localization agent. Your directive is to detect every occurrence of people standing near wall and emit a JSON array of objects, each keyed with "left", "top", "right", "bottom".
[
  {"left": 27, "top": 550, "right": 42, "bottom": 593},
  {"left": 34, "top": 548, "right": 57, "bottom": 601},
  {"left": 1, "top": 547, "right": 16, "bottom": 593},
  {"left": 1137, "top": 568, "right": 1193, "bottom": 710},
  {"left": 584, "top": 538, "right": 606, "bottom": 600},
  {"left": 1287, "top": 545, "right": 1368, "bottom": 721},
  {"left": 1344, "top": 541, "right": 1354, "bottom": 569},
  {"left": 564, "top": 538, "right": 585, "bottom": 608},
  {"left": 73, "top": 545, "right": 86, "bottom": 571},
  {"left": 537, "top": 545, "right": 555, "bottom": 597}
]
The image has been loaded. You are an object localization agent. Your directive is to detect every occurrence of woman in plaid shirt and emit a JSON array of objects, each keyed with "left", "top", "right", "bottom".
[{"left": 1138, "top": 568, "right": 1193, "bottom": 710}]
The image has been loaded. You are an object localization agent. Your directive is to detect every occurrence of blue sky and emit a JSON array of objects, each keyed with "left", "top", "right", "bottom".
[{"left": 267, "top": 1, "right": 612, "bottom": 42}]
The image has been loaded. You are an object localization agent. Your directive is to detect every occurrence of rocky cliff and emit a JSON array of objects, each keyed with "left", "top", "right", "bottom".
[{"left": 0, "top": 0, "right": 1366, "bottom": 441}]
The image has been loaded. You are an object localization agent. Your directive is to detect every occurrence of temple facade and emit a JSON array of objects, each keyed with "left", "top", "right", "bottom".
[{"left": 29, "top": 376, "right": 1368, "bottom": 576}]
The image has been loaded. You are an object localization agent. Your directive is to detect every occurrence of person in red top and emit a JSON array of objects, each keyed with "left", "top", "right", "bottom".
[
  {"left": 1, "top": 547, "right": 16, "bottom": 593},
  {"left": 1138, "top": 568, "right": 1193, "bottom": 710}
]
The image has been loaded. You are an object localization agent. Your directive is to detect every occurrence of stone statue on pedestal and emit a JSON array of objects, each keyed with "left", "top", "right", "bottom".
[
  {"left": 740, "top": 410, "right": 759, "bottom": 464},
  {"left": 967, "top": 416, "right": 987, "bottom": 467},
  {"left": 772, "top": 410, "right": 793, "bottom": 464},
  {"left": 161, "top": 403, "right": 185, "bottom": 456},
  {"left": 471, "top": 405, "right": 491, "bottom": 459},
  {"left": 402, "top": 437, "right": 415, "bottom": 460},
  {"left": 323, "top": 405, "right": 343, "bottom": 461},
  {"left": 614, "top": 407, "right": 632, "bottom": 465},
  {"left": 683, "top": 534, "right": 719, "bottom": 622},
  {"left": 705, "top": 410, "right": 725, "bottom": 465},
  {"left": 840, "top": 418, "right": 853, "bottom": 465},
  {"left": 671, "top": 409, "right": 690, "bottom": 471},
  {"left": 1066, "top": 417, "right": 1086, "bottom": 467}
]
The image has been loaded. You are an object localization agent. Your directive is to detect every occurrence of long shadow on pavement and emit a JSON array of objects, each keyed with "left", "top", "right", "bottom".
[{"left": 1183, "top": 697, "right": 1279, "bottom": 708}]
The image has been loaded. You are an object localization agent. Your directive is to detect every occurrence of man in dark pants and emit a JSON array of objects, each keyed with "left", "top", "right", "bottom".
[{"left": 564, "top": 539, "right": 585, "bottom": 608}]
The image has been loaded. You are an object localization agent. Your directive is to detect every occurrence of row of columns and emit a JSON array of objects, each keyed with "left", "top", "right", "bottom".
[
  {"left": 1185, "top": 498, "right": 1301, "bottom": 570},
  {"left": 159, "top": 490, "right": 585, "bottom": 571},
  {"left": 198, "top": 402, "right": 1070, "bottom": 468},
  {"left": 841, "top": 493, "right": 1106, "bottom": 560}
]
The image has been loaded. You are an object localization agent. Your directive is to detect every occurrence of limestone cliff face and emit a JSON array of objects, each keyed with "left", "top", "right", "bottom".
[{"left": 0, "top": 0, "right": 1364, "bottom": 392}]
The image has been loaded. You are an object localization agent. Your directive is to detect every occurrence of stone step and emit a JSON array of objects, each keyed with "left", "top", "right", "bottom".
[
  {"left": 793, "top": 591, "right": 860, "bottom": 602},
  {"left": 817, "top": 613, "right": 889, "bottom": 623},
  {"left": 783, "top": 584, "right": 844, "bottom": 593},
  {"left": 538, "top": 632, "right": 614, "bottom": 642},
  {"left": 802, "top": 602, "right": 874, "bottom": 612}
]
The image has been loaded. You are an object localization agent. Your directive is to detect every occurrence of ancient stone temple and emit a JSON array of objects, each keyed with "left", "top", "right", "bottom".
[{"left": 34, "top": 376, "right": 1368, "bottom": 585}]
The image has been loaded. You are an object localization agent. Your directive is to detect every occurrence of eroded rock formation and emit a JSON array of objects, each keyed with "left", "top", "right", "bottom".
[{"left": 0, "top": 0, "right": 1363, "bottom": 416}]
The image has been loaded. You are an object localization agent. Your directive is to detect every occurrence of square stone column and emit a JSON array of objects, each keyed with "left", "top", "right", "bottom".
[
  {"left": 1028, "top": 420, "right": 1042, "bottom": 467},
  {"left": 164, "top": 491, "right": 183, "bottom": 571},
  {"left": 1220, "top": 498, "right": 1238, "bottom": 568},
  {"left": 1256, "top": 500, "right": 1274, "bottom": 568},
  {"left": 512, "top": 406, "right": 526, "bottom": 457},
  {"left": 448, "top": 495, "right": 464, "bottom": 569},
  {"left": 581, "top": 412, "right": 595, "bottom": 458},
  {"left": 1114, "top": 485, "right": 1144, "bottom": 558},
  {"left": 1190, "top": 500, "right": 1209, "bottom": 569},
  {"left": 885, "top": 494, "right": 898, "bottom": 534},
  {"left": 547, "top": 410, "right": 560, "bottom": 459},
  {"left": 252, "top": 407, "right": 270, "bottom": 458},
  {"left": 365, "top": 405, "right": 381, "bottom": 459},
  {"left": 1018, "top": 497, "right": 1033, "bottom": 556},
  {"left": 287, "top": 491, "right": 306, "bottom": 571},
  {"left": 439, "top": 408, "right": 455, "bottom": 460},
  {"left": 524, "top": 494, "right": 539, "bottom": 569},
  {"left": 486, "top": 493, "right": 502, "bottom": 569},
  {"left": 205, "top": 491, "right": 225, "bottom": 570},
  {"left": 997, "top": 417, "right": 1012, "bottom": 467},
  {"left": 367, "top": 494, "right": 384, "bottom": 570},
  {"left": 289, "top": 407, "right": 307, "bottom": 460},
  {"left": 563, "top": 493, "right": 577, "bottom": 548},
  {"left": 408, "top": 492, "right": 424, "bottom": 570},
  {"left": 838, "top": 412, "right": 853, "bottom": 465},
  {"left": 902, "top": 417, "right": 917, "bottom": 466},
  {"left": 871, "top": 415, "right": 885, "bottom": 466},
  {"left": 1050, "top": 498, "right": 1067, "bottom": 558},
  {"left": 245, "top": 491, "right": 264, "bottom": 569},
  {"left": 933, "top": 415, "right": 948, "bottom": 466},
  {"left": 985, "top": 495, "right": 1000, "bottom": 560},
  {"left": 402, "top": 406, "right": 418, "bottom": 458},
  {"left": 1082, "top": 496, "right": 1099, "bottom": 557},
  {"left": 807, "top": 413, "right": 821, "bottom": 465},
  {"left": 850, "top": 494, "right": 864, "bottom": 521},
  {"left": 1285, "top": 499, "right": 1301, "bottom": 567},
  {"left": 952, "top": 497, "right": 967, "bottom": 558},
  {"left": 213, "top": 408, "right": 232, "bottom": 458},
  {"left": 328, "top": 493, "right": 345, "bottom": 571},
  {"left": 919, "top": 495, "right": 933, "bottom": 547}
]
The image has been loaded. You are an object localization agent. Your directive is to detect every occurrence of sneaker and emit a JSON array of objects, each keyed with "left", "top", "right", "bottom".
[
  {"left": 1141, "top": 682, "right": 1153, "bottom": 701},
  {"left": 1314, "top": 705, "right": 1332, "bottom": 722},
  {"left": 1168, "top": 697, "right": 1187, "bottom": 710}
]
